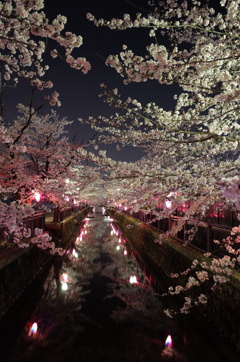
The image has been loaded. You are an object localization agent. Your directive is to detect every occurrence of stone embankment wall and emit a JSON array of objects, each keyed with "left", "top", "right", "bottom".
[
  {"left": 0, "top": 246, "right": 51, "bottom": 319},
  {"left": 109, "top": 209, "right": 240, "bottom": 352},
  {"left": 60, "top": 207, "right": 90, "bottom": 247},
  {"left": 45, "top": 206, "right": 90, "bottom": 247},
  {"left": 0, "top": 207, "right": 90, "bottom": 318}
]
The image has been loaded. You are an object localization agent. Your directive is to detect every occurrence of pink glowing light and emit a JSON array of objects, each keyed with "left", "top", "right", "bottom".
[
  {"left": 124, "top": 250, "right": 128, "bottom": 256},
  {"left": 34, "top": 192, "right": 41, "bottom": 202},
  {"left": 165, "top": 335, "right": 173, "bottom": 347}
]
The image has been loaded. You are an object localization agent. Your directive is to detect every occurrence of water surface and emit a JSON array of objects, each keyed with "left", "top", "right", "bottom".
[{"left": 2, "top": 211, "right": 239, "bottom": 362}]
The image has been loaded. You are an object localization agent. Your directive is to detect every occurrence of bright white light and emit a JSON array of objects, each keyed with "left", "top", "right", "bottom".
[
  {"left": 29, "top": 322, "right": 38, "bottom": 336},
  {"left": 165, "top": 200, "right": 172, "bottom": 209},
  {"left": 165, "top": 335, "right": 173, "bottom": 347},
  {"left": 129, "top": 275, "right": 138, "bottom": 284},
  {"left": 61, "top": 282, "right": 68, "bottom": 291},
  {"left": 62, "top": 273, "right": 68, "bottom": 282},
  {"left": 124, "top": 250, "right": 127, "bottom": 256},
  {"left": 116, "top": 245, "right": 121, "bottom": 251},
  {"left": 34, "top": 192, "right": 41, "bottom": 202},
  {"left": 72, "top": 249, "right": 78, "bottom": 258}
]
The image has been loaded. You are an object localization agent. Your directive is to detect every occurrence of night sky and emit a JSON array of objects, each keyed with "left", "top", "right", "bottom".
[{"left": 6, "top": 0, "right": 177, "bottom": 161}]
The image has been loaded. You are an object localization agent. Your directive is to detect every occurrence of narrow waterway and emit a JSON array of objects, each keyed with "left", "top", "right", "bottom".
[{"left": 1, "top": 211, "right": 239, "bottom": 362}]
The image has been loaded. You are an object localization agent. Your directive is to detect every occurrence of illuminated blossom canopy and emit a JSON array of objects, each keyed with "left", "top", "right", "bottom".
[
  {"left": 0, "top": 0, "right": 93, "bottom": 252},
  {"left": 84, "top": 0, "right": 240, "bottom": 315},
  {"left": 86, "top": 0, "right": 240, "bottom": 219}
]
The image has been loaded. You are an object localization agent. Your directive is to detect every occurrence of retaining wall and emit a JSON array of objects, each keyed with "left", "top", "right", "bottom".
[
  {"left": 109, "top": 209, "right": 240, "bottom": 352},
  {"left": 0, "top": 207, "right": 90, "bottom": 318}
]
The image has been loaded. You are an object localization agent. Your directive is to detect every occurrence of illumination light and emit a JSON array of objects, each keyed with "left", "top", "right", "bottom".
[
  {"left": 129, "top": 275, "right": 138, "bottom": 284},
  {"left": 29, "top": 322, "right": 38, "bottom": 336},
  {"left": 72, "top": 249, "right": 78, "bottom": 258},
  {"left": 165, "top": 200, "right": 172, "bottom": 209},
  {"left": 124, "top": 250, "right": 128, "bottom": 256},
  {"left": 61, "top": 273, "right": 68, "bottom": 282},
  {"left": 61, "top": 282, "right": 68, "bottom": 291},
  {"left": 34, "top": 192, "right": 41, "bottom": 202},
  {"left": 165, "top": 335, "right": 173, "bottom": 347}
]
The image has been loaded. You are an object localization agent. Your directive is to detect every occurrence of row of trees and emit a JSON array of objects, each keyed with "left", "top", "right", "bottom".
[
  {"left": 0, "top": 0, "right": 107, "bottom": 252},
  {"left": 86, "top": 0, "right": 240, "bottom": 315},
  {"left": 0, "top": 0, "right": 240, "bottom": 314}
]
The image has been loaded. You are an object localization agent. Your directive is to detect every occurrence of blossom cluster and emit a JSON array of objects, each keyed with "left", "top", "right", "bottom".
[{"left": 0, "top": 0, "right": 90, "bottom": 102}]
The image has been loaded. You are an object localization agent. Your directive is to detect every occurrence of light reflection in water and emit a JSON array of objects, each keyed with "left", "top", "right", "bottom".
[{"left": 9, "top": 211, "right": 190, "bottom": 362}]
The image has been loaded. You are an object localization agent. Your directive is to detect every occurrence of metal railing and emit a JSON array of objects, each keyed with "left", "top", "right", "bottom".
[
  {"left": 0, "top": 205, "right": 85, "bottom": 244},
  {"left": 0, "top": 211, "right": 45, "bottom": 244},
  {"left": 122, "top": 208, "right": 237, "bottom": 256},
  {"left": 23, "top": 211, "right": 45, "bottom": 236}
]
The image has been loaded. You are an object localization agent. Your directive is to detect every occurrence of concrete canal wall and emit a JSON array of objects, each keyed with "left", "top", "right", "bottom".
[
  {"left": 0, "top": 246, "right": 51, "bottom": 319},
  {"left": 0, "top": 207, "right": 90, "bottom": 318},
  {"left": 109, "top": 208, "right": 240, "bottom": 352},
  {"left": 46, "top": 206, "right": 90, "bottom": 247}
]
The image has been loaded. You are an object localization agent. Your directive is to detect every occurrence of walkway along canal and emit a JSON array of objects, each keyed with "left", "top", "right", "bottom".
[{"left": 1, "top": 210, "right": 239, "bottom": 362}]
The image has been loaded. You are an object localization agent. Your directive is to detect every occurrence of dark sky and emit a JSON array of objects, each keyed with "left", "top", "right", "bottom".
[{"left": 6, "top": 0, "right": 177, "bottom": 161}]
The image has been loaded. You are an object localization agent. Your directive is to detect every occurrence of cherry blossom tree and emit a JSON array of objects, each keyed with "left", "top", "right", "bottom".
[
  {"left": 85, "top": 0, "right": 240, "bottom": 314},
  {"left": 0, "top": 0, "right": 90, "bottom": 105},
  {"left": 0, "top": 0, "right": 93, "bottom": 253},
  {"left": 87, "top": 0, "right": 240, "bottom": 219}
]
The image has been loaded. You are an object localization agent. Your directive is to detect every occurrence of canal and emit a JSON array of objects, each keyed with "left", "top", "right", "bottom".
[{"left": 0, "top": 210, "right": 239, "bottom": 362}]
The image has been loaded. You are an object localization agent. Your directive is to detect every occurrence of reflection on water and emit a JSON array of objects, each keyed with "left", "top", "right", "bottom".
[{"left": 3, "top": 211, "right": 234, "bottom": 362}]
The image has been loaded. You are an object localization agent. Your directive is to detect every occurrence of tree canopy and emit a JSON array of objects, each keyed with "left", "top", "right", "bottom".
[{"left": 1, "top": 0, "right": 240, "bottom": 314}]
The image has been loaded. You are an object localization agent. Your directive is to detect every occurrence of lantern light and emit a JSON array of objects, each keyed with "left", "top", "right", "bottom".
[
  {"left": 29, "top": 322, "right": 38, "bottom": 336},
  {"left": 165, "top": 335, "right": 173, "bottom": 347},
  {"left": 34, "top": 192, "right": 41, "bottom": 202},
  {"left": 129, "top": 275, "right": 138, "bottom": 284},
  {"left": 61, "top": 282, "right": 68, "bottom": 291}
]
